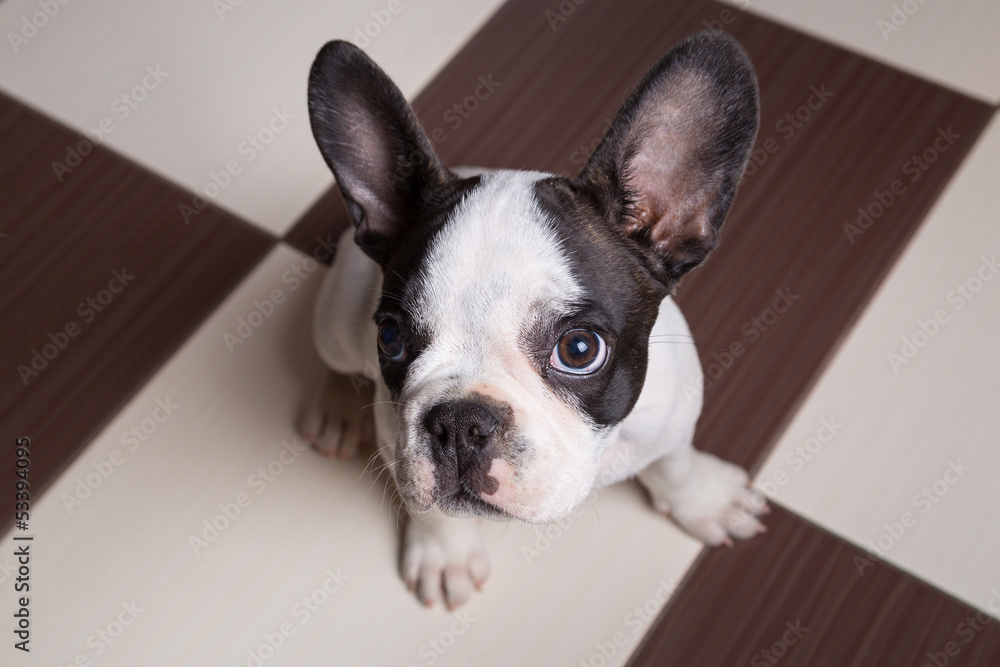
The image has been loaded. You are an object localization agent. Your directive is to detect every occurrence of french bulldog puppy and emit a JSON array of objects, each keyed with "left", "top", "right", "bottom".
[{"left": 301, "top": 30, "right": 766, "bottom": 609}]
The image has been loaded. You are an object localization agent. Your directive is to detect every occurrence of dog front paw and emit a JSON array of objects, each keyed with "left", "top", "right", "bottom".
[
  {"left": 642, "top": 449, "right": 768, "bottom": 546},
  {"left": 402, "top": 510, "right": 490, "bottom": 610},
  {"left": 298, "top": 370, "right": 374, "bottom": 459}
]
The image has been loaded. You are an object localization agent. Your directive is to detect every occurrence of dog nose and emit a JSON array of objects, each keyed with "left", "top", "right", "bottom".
[
  {"left": 424, "top": 399, "right": 504, "bottom": 498},
  {"left": 424, "top": 400, "right": 500, "bottom": 458}
]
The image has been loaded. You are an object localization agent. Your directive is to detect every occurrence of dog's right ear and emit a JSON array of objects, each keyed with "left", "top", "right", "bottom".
[
  {"left": 575, "top": 31, "right": 759, "bottom": 288},
  {"left": 308, "top": 41, "right": 451, "bottom": 265}
]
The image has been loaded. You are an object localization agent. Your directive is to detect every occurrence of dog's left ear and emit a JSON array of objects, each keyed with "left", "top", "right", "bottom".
[
  {"left": 576, "top": 31, "right": 759, "bottom": 286},
  {"left": 308, "top": 41, "right": 452, "bottom": 265}
]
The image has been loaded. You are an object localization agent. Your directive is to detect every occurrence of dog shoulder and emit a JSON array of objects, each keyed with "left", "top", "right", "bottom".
[{"left": 623, "top": 298, "right": 703, "bottom": 437}]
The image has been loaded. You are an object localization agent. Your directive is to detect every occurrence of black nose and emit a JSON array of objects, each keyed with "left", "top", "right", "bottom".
[{"left": 424, "top": 400, "right": 500, "bottom": 467}]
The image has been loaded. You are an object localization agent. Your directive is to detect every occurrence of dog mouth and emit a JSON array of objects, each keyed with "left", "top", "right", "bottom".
[{"left": 436, "top": 486, "right": 509, "bottom": 520}]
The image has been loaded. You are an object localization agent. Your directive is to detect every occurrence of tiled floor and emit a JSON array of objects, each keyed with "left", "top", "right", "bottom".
[
  {"left": 3, "top": 1, "right": 999, "bottom": 665},
  {"left": 755, "top": 112, "right": 1000, "bottom": 619},
  {"left": 12, "top": 246, "right": 703, "bottom": 665},
  {"left": 0, "top": 0, "right": 505, "bottom": 234},
  {"left": 724, "top": 0, "right": 1000, "bottom": 104}
]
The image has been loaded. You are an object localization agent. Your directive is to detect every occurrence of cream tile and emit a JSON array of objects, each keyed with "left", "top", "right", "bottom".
[
  {"left": 754, "top": 112, "right": 1000, "bottom": 617},
  {"left": 724, "top": 0, "right": 1000, "bottom": 103},
  {"left": 1, "top": 244, "right": 702, "bottom": 666},
  {"left": 0, "top": 0, "right": 505, "bottom": 235}
]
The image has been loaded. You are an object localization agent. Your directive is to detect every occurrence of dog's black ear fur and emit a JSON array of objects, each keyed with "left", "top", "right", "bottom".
[
  {"left": 576, "top": 31, "right": 759, "bottom": 286},
  {"left": 308, "top": 41, "right": 452, "bottom": 265}
]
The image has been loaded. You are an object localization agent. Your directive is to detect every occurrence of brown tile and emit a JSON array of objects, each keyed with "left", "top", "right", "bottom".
[
  {"left": 283, "top": 184, "right": 351, "bottom": 263},
  {"left": 627, "top": 504, "right": 1000, "bottom": 666},
  {"left": 674, "top": 13, "right": 993, "bottom": 473},
  {"left": 0, "top": 92, "right": 274, "bottom": 505}
]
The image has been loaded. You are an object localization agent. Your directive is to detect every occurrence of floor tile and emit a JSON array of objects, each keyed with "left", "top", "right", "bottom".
[
  {"left": 754, "top": 111, "right": 1000, "bottom": 618},
  {"left": 1, "top": 245, "right": 703, "bottom": 666},
  {"left": 0, "top": 0, "right": 506, "bottom": 235},
  {"left": 724, "top": 0, "right": 1000, "bottom": 104},
  {"left": 0, "top": 92, "right": 273, "bottom": 500},
  {"left": 628, "top": 505, "right": 1000, "bottom": 666}
]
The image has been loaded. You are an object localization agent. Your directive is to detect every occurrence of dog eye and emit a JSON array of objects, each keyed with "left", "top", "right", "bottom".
[
  {"left": 377, "top": 319, "right": 407, "bottom": 362},
  {"left": 550, "top": 330, "right": 607, "bottom": 375}
]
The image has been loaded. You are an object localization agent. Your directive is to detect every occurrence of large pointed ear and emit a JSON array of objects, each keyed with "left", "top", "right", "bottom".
[
  {"left": 576, "top": 31, "right": 759, "bottom": 286},
  {"left": 308, "top": 41, "right": 452, "bottom": 265}
]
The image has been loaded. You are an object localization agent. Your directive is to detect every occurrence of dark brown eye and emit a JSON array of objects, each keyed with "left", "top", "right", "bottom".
[
  {"left": 377, "top": 319, "right": 406, "bottom": 361},
  {"left": 550, "top": 330, "right": 607, "bottom": 374}
]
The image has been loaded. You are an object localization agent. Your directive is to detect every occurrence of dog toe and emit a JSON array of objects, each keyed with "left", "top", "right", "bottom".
[
  {"left": 298, "top": 371, "right": 374, "bottom": 460},
  {"left": 403, "top": 513, "right": 490, "bottom": 610}
]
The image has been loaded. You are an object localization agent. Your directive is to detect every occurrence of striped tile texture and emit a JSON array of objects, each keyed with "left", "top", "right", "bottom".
[
  {"left": 3, "top": 0, "right": 999, "bottom": 664},
  {"left": 0, "top": 92, "right": 273, "bottom": 497}
]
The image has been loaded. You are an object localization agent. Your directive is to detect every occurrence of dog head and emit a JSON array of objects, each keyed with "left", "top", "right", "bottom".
[{"left": 307, "top": 32, "right": 759, "bottom": 522}]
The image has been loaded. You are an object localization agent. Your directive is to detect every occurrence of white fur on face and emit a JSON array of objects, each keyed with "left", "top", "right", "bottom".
[{"left": 396, "top": 171, "right": 611, "bottom": 522}]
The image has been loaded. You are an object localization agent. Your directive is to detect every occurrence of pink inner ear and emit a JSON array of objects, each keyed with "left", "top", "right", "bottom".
[
  {"left": 624, "top": 70, "right": 722, "bottom": 255},
  {"left": 628, "top": 135, "right": 716, "bottom": 255}
]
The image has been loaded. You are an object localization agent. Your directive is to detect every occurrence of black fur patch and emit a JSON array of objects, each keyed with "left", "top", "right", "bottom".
[
  {"left": 308, "top": 40, "right": 462, "bottom": 266},
  {"left": 520, "top": 31, "right": 759, "bottom": 427},
  {"left": 373, "top": 174, "right": 482, "bottom": 397},
  {"left": 529, "top": 177, "right": 665, "bottom": 427}
]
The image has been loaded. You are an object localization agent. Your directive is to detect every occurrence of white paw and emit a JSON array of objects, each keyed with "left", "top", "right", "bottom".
[
  {"left": 402, "top": 511, "right": 490, "bottom": 610},
  {"left": 645, "top": 450, "right": 768, "bottom": 546},
  {"left": 297, "top": 370, "right": 374, "bottom": 460}
]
